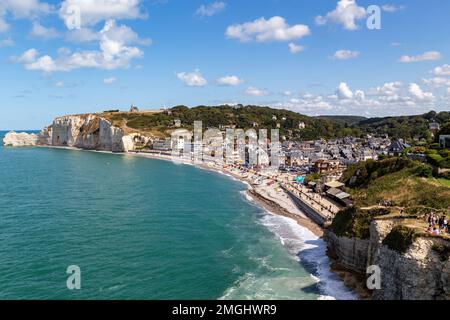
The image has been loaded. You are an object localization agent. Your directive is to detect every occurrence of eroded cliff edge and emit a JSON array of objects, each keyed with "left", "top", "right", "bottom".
[
  {"left": 325, "top": 216, "right": 450, "bottom": 300},
  {"left": 3, "top": 114, "right": 151, "bottom": 152}
]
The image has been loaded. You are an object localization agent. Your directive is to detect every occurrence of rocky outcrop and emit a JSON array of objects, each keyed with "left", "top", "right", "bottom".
[
  {"left": 38, "top": 126, "right": 52, "bottom": 145},
  {"left": 325, "top": 219, "right": 450, "bottom": 300},
  {"left": 325, "top": 231, "right": 370, "bottom": 274},
  {"left": 372, "top": 235, "right": 450, "bottom": 300},
  {"left": 3, "top": 131, "right": 39, "bottom": 146},
  {"left": 3, "top": 114, "right": 153, "bottom": 152},
  {"left": 51, "top": 115, "right": 127, "bottom": 152}
]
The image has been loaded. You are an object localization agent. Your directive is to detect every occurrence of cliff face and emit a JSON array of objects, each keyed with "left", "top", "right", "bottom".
[
  {"left": 3, "top": 131, "right": 39, "bottom": 146},
  {"left": 325, "top": 220, "right": 450, "bottom": 300},
  {"left": 3, "top": 115, "right": 151, "bottom": 152},
  {"left": 51, "top": 115, "right": 130, "bottom": 152}
]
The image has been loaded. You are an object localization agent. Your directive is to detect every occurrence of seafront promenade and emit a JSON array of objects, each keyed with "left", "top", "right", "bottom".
[{"left": 216, "top": 164, "right": 340, "bottom": 227}]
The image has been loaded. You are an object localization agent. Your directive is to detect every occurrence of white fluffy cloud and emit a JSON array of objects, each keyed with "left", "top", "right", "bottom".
[
  {"left": 274, "top": 82, "right": 435, "bottom": 116},
  {"left": 216, "top": 75, "right": 243, "bottom": 86},
  {"left": 60, "top": 0, "right": 145, "bottom": 27},
  {"left": 196, "top": 2, "right": 226, "bottom": 17},
  {"left": 0, "top": 0, "right": 51, "bottom": 18},
  {"left": 273, "top": 93, "right": 334, "bottom": 114},
  {"left": 0, "top": 18, "right": 8, "bottom": 33},
  {"left": 66, "top": 27, "right": 101, "bottom": 43},
  {"left": 270, "top": 78, "right": 445, "bottom": 116},
  {"left": 408, "top": 83, "right": 434, "bottom": 101},
  {"left": 422, "top": 77, "right": 450, "bottom": 88},
  {"left": 245, "top": 86, "right": 270, "bottom": 97},
  {"left": 367, "top": 81, "right": 402, "bottom": 96},
  {"left": 381, "top": 5, "right": 405, "bottom": 12},
  {"left": 333, "top": 49, "right": 360, "bottom": 60},
  {"left": 17, "top": 48, "right": 39, "bottom": 64},
  {"left": 315, "top": 0, "right": 366, "bottom": 31},
  {"left": 0, "top": 37, "right": 14, "bottom": 47},
  {"left": 431, "top": 64, "right": 450, "bottom": 76},
  {"left": 0, "top": 0, "right": 51, "bottom": 32},
  {"left": 16, "top": 20, "right": 144, "bottom": 72},
  {"left": 176, "top": 69, "right": 207, "bottom": 87},
  {"left": 103, "top": 77, "right": 116, "bottom": 84},
  {"left": 336, "top": 82, "right": 354, "bottom": 99},
  {"left": 30, "top": 21, "right": 59, "bottom": 39},
  {"left": 399, "top": 51, "right": 442, "bottom": 63},
  {"left": 288, "top": 43, "right": 305, "bottom": 54},
  {"left": 226, "top": 16, "right": 310, "bottom": 43}
]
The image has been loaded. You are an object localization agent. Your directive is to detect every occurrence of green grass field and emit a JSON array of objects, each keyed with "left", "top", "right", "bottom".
[{"left": 438, "top": 178, "right": 450, "bottom": 187}]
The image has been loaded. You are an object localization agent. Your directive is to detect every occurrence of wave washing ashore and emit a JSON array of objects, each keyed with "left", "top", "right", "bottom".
[{"left": 35, "top": 144, "right": 357, "bottom": 300}]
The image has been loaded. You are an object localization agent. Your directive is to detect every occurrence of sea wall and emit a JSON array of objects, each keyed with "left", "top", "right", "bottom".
[
  {"left": 284, "top": 189, "right": 327, "bottom": 226},
  {"left": 325, "top": 219, "right": 450, "bottom": 300}
]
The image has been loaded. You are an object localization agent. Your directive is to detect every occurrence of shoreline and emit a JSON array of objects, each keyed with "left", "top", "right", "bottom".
[{"left": 36, "top": 145, "right": 363, "bottom": 299}]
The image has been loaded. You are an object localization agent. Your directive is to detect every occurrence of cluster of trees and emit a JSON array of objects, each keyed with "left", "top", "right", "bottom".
[
  {"left": 106, "top": 105, "right": 450, "bottom": 145},
  {"left": 350, "top": 111, "right": 450, "bottom": 141},
  {"left": 109, "top": 105, "right": 349, "bottom": 140}
]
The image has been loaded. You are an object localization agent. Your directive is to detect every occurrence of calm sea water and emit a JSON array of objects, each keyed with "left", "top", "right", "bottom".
[{"left": 0, "top": 131, "right": 355, "bottom": 300}]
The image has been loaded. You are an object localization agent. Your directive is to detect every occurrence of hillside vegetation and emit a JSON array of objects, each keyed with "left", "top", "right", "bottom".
[
  {"left": 98, "top": 106, "right": 450, "bottom": 142},
  {"left": 353, "top": 111, "right": 450, "bottom": 140},
  {"left": 102, "top": 105, "right": 350, "bottom": 140},
  {"left": 341, "top": 158, "right": 450, "bottom": 210},
  {"left": 316, "top": 115, "right": 367, "bottom": 126},
  {"left": 331, "top": 158, "right": 450, "bottom": 246}
]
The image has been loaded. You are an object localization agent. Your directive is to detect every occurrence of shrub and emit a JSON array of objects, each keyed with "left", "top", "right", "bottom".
[
  {"left": 382, "top": 226, "right": 418, "bottom": 254},
  {"left": 414, "top": 164, "right": 433, "bottom": 178},
  {"left": 330, "top": 207, "right": 384, "bottom": 240}
]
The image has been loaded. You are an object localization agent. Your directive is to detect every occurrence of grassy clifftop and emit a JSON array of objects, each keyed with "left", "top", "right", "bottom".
[
  {"left": 331, "top": 158, "right": 450, "bottom": 249},
  {"left": 341, "top": 158, "right": 450, "bottom": 210}
]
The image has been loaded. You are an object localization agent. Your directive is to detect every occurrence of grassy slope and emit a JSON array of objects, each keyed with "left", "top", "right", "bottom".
[
  {"left": 332, "top": 159, "right": 450, "bottom": 244},
  {"left": 350, "top": 167, "right": 450, "bottom": 210},
  {"left": 437, "top": 178, "right": 450, "bottom": 187}
]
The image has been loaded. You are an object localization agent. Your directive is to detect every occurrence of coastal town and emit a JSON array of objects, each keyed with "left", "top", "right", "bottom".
[
  {"left": 4, "top": 105, "right": 449, "bottom": 239},
  {"left": 3, "top": 105, "right": 450, "bottom": 299},
  {"left": 123, "top": 110, "right": 449, "bottom": 238},
  {"left": 3, "top": 0, "right": 450, "bottom": 304}
]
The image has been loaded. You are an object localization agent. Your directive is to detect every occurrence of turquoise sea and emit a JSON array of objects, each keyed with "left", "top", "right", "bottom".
[{"left": 0, "top": 131, "right": 355, "bottom": 300}]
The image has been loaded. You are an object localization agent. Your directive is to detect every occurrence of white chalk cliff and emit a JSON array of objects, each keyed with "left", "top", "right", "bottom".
[
  {"left": 3, "top": 131, "right": 39, "bottom": 146},
  {"left": 3, "top": 114, "right": 151, "bottom": 152}
]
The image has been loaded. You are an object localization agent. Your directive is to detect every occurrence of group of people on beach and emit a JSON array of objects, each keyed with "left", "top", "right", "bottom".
[{"left": 425, "top": 212, "right": 449, "bottom": 235}]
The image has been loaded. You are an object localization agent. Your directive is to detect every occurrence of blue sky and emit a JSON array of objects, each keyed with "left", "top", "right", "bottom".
[{"left": 1, "top": 0, "right": 450, "bottom": 129}]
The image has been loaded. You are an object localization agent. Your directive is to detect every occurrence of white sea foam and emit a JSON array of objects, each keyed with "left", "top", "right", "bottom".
[
  {"left": 262, "top": 213, "right": 357, "bottom": 300},
  {"left": 235, "top": 191, "right": 358, "bottom": 300}
]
